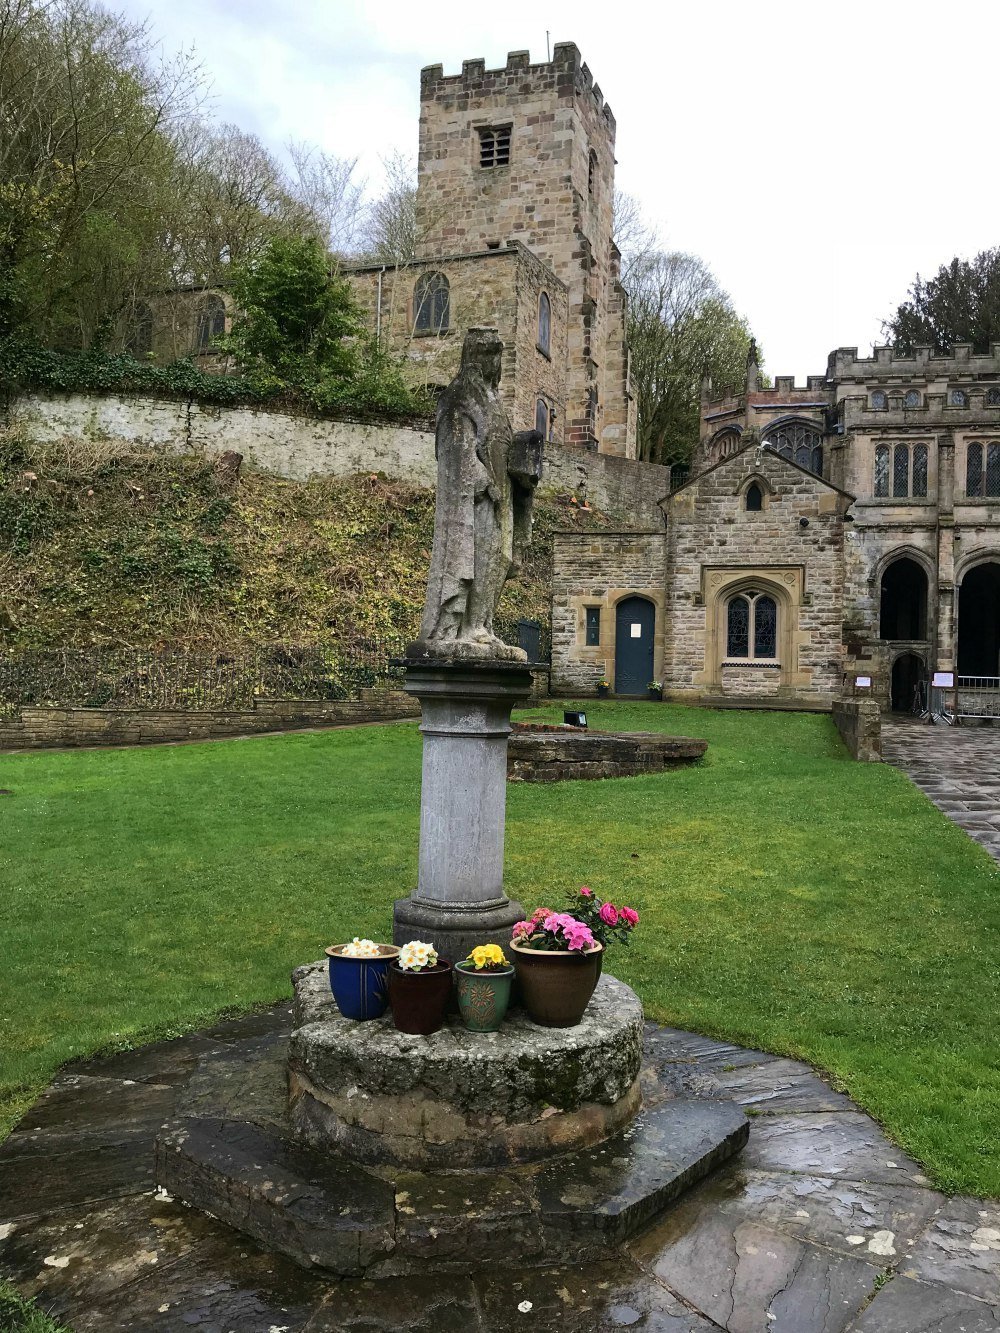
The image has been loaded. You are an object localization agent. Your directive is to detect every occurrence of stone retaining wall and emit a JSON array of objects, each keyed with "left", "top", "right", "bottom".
[
  {"left": 507, "top": 725, "right": 707, "bottom": 782},
  {"left": 831, "top": 698, "right": 882, "bottom": 762},
  {"left": 12, "top": 392, "right": 668, "bottom": 526},
  {"left": 0, "top": 689, "right": 418, "bottom": 751}
]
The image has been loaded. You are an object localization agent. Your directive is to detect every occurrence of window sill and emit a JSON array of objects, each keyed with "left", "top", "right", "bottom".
[
  {"left": 412, "top": 328, "right": 452, "bottom": 339},
  {"left": 536, "top": 344, "right": 551, "bottom": 361},
  {"left": 722, "top": 660, "right": 781, "bottom": 669}
]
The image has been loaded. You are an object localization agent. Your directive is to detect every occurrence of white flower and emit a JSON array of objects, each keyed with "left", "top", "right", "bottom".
[
  {"left": 342, "top": 937, "right": 381, "bottom": 958},
  {"left": 399, "top": 939, "right": 438, "bottom": 970}
]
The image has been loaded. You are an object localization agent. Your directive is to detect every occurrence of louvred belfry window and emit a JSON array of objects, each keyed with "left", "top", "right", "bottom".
[{"left": 478, "top": 125, "right": 511, "bottom": 169}]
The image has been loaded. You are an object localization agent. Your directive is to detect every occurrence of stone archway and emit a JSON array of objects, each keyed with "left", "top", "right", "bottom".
[
  {"left": 890, "top": 651, "right": 925, "bottom": 713},
  {"left": 958, "top": 562, "right": 1000, "bottom": 677},
  {"left": 879, "top": 557, "right": 928, "bottom": 640}
]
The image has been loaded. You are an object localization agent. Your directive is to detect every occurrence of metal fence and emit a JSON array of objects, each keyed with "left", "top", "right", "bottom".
[
  {"left": 956, "top": 676, "right": 1000, "bottom": 721},
  {"left": 0, "top": 621, "right": 550, "bottom": 717},
  {"left": 0, "top": 640, "right": 408, "bottom": 715}
]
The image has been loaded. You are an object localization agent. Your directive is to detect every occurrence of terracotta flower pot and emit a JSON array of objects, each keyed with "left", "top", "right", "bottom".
[
  {"left": 510, "top": 941, "right": 604, "bottom": 1028},
  {"left": 454, "top": 962, "right": 515, "bottom": 1032},
  {"left": 325, "top": 944, "right": 399, "bottom": 1021},
  {"left": 388, "top": 960, "right": 453, "bottom": 1035}
]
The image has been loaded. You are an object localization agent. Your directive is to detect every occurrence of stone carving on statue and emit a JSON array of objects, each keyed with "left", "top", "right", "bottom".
[{"left": 409, "top": 327, "right": 544, "bottom": 662}]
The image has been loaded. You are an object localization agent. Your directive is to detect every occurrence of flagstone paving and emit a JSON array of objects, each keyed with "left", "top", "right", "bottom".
[
  {"left": 1, "top": 1005, "right": 998, "bottom": 1332},
  {"left": 882, "top": 716, "right": 1000, "bottom": 864}
]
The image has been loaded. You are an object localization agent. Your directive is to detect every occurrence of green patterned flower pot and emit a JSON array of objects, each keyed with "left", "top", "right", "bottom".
[{"left": 454, "top": 962, "right": 515, "bottom": 1032}]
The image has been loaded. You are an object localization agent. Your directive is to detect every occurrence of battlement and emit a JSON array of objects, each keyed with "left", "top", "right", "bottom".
[
  {"left": 830, "top": 344, "right": 1000, "bottom": 381},
  {"left": 420, "top": 43, "right": 615, "bottom": 131}
]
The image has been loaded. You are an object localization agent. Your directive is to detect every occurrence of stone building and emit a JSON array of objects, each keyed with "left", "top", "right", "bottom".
[
  {"left": 123, "top": 287, "right": 234, "bottom": 367},
  {"left": 551, "top": 344, "right": 1000, "bottom": 711},
  {"left": 346, "top": 44, "right": 635, "bottom": 458}
]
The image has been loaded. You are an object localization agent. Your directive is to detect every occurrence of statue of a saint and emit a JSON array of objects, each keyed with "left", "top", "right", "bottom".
[{"left": 409, "top": 327, "right": 543, "bottom": 662}]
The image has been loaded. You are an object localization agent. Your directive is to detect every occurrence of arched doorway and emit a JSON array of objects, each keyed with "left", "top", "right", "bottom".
[
  {"left": 879, "top": 557, "right": 928, "bottom": 640},
  {"left": 615, "top": 597, "right": 655, "bottom": 695},
  {"left": 890, "top": 652, "right": 924, "bottom": 712},
  {"left": 958, "top": 562, "right": 1000, "bottom": 677}
]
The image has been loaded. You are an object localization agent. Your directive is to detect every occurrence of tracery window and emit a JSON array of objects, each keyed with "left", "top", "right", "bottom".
[
  {"left": 764, "top": 421, "right": 823, "bottom": 476},
  {"left": 967, "top": 441, "right": 1000, "bottom": 497},
  {"left": 413, "top": 272, "right": 449, "bottom": 334},
  {"left": 195, "top": 295, "right": 225, "bottom": 351},
  {"left": 126, "top": 302, "right": 153, "bottom": 357},
  {"left": 478, "top": 125, "right": 511, "bottom": 169},
  {"left": 905, "top": 389, "right": 921, "bottom": 408},
  {"left": 726, "top": 590, "right": 778, "bottom": 660},
  {"left": 537, "top": 291, "right": 551, "bottom": 356}
]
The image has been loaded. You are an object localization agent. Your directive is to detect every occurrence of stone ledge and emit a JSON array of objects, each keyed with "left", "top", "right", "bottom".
[{"left": 507, "top": 726, "right": 707, "bottom": 782}]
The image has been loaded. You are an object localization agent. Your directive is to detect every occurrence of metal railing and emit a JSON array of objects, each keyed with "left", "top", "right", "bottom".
[
  {"left": 0, "top": 640, "right": 407, "bottom": 716},
  {"left": 956, "top": 676, "right": 1000, "bottom": 720}
]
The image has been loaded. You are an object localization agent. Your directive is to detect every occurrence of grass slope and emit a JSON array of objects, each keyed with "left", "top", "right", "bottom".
[
  {"left": 2, "top": 704, "right": 999, "bottom": 1196},
  {"left": 0, "top": 429, "right": 609, "bottom": 649}
]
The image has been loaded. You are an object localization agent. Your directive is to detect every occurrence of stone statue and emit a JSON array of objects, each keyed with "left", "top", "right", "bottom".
[{"left": 410, "top": 327, "right": 543, "bottom": 662}]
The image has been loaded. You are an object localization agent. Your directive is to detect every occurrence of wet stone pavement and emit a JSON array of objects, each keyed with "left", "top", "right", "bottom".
[
  {"left": 2, "top": 1006, "right": 999, "bottom": 1332},
  {"left": 882, "top": 716, "right": 1000, "bottom": 864}
]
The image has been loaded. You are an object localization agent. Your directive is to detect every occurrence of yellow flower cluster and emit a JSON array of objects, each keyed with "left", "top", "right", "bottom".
[
  {"left": 399, "top": 939, "right": 438, "bottom": 971},
  {"left": 342, "top": 937, "right": 380, "bottom": 958},
  {"left": 467, "top": 943, "right": 508, "bottom": 970}
]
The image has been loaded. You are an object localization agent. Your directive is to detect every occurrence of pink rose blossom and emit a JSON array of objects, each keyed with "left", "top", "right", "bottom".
[
  {"left": 621, "top": 907, "right": 639, "bottom": 927},
  {"left": 579, "top": 886, "right": 594, "bottom": 898},
  {"left": 599, "top": 902, "right": 619, "bottom": 927}
]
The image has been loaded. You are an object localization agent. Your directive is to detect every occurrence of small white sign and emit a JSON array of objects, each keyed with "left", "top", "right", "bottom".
[
  {"left": 855, "top": 676, "right": 872, "bottom": 688},
  {"left": 933, "top": 671, "right": 955, "bottom": 688},
  {"left": 630, "top": 623, "right": 642, "bottom": 638}
]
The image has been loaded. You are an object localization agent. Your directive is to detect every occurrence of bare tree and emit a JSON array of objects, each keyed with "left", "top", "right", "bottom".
[
  {"left": 286, "top": 140, "right": 366, "bottom": 258},
  {"left": 360, "top": 150, "right": 419, "bottom": 266}
]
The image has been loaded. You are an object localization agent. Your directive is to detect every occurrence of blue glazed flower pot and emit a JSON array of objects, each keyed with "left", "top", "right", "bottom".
[{"left": 325, "top": 944, "right": 399, "bottom": 1021}]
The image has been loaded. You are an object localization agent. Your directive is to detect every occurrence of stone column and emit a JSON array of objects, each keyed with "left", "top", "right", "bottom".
[
  {"left": 393, "top": 659, "right": 531, "bottom": 962},
  {"left": 937, "top": 434, "right": 956, "bottom": 670}
]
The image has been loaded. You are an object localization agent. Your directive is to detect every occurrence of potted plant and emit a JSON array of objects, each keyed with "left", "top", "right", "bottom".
[
  {"left": 388, "top": 939, "right": 453, "bottom": 1035},
  {"left": 597, "top": 677, "right": 612, "bottom": 698},
  {"left": 510, "top": 908, "right": 602, "bottom": 1028},
  {"left": 647, "top": 680, "right": 663, "bottom": 700},
  {"left": 325, "top": 937, "right": 399, "bottom": 1021},
  {"left": 455, "top": 943, "right": 515, "bottom": 1032},
  {"left": 563, "top": 886, "right": 639, "bottom": 975}
]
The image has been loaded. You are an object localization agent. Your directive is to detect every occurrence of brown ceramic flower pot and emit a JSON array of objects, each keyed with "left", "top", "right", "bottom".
[
  {"left": 388, "top": 960, "right": 453, "bottom": 1035},
  {"left": 510, "top": 941, "right": 603, "bottom": 1028}
]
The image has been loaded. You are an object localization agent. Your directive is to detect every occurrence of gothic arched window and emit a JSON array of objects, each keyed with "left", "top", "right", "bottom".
[
  {"left": 871, "top": 390, "right": 887, "bottom": 409},
  {"left": 905, "top": 389, "right": 922, "bottom": 408},
  {"left": 763, "top": 421, "right": 822, "bottom": 476},
  {"left": 127, "top": 302, "right": 153, "bottom": 357},
  {"left": 726, "top": 590, "right": 778, "bottom": 660},
  {"left": 968, "top": 441, "right": 1000, "bottom": 497},
  {"left": 745, "top": 483, "right": 763, "bottom": 511},
  {"left": 195, "top": 295, "right": 226, "bottom": 351},
  {"left": 413, "top": 272, "right": 449, "bottom": 334},
  {"left": 711, "top": 429, "right": 742, "bottom": 461},
  {"left": 537, "top": 291, "right": 551, "bottom": 356},
  {"left": 535, "top": 397, "right": 551, "bottom": 441}
]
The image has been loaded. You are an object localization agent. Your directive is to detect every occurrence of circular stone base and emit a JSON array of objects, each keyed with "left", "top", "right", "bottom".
[{"left": 287, "top": 961, "right": 644, "bottom": 1169}]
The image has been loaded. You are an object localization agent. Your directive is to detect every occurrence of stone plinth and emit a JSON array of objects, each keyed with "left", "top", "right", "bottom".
[
  {"left": 287, "top": 961, "right": 644, "bottom": 1169},
  {"left": 393, "top": 658, "right": 532, "bottom": 961}
]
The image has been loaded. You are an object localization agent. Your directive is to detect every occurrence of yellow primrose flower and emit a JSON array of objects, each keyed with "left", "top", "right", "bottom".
[{"left": 468, "top": 943, "right": 507, "bottom": 969}]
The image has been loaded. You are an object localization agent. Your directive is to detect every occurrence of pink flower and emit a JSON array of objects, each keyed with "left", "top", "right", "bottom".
[
  {"left": 621, "top": 906, "right": 639, "bottom": 928},
  {"left": 564, "top": 921, "right": 596, "bottom": 951},
  {"left": 512, "top": 920, "right": 532, "bottom": 938},
  {"left": 579, "top": 886, "right": 594, "bottom": 898},
  {"left": 599, "top": 902, "right": 619, "bottom": 927},
  {"left": 531, "top": 906, "right": 553, "bottom": 923}
]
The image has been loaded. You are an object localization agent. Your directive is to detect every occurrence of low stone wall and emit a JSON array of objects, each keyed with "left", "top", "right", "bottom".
[
  {"left": 13, "top": 392, "right": 668, "bottom": 526},
  {"left": 507, "top": 724, "right": 707, "bottom": 782},
  {"left": 831, "top": 698, "right": 882, "bottom": 762},
  {"left": 0, "top": 689, "right": 418, "bottom": 751}
]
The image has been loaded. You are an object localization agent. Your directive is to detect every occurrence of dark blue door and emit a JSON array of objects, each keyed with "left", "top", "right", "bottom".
[{"left": 615, "top": 597, "right": 655, "bottom": 695}]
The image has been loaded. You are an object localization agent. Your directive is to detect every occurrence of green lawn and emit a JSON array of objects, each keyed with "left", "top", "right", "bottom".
[{"left": 2, "top": 704, "right": 999, "bottom": 1196}]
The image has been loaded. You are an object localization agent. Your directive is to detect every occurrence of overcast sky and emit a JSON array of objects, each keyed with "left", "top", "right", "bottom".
[{"left": 126, "top": 0, "right": 1000, "bottom": 378}]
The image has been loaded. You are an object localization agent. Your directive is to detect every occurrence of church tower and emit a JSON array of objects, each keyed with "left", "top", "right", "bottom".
[{"left": 415, "top": 44, "right": 631, "bottom": 455}]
